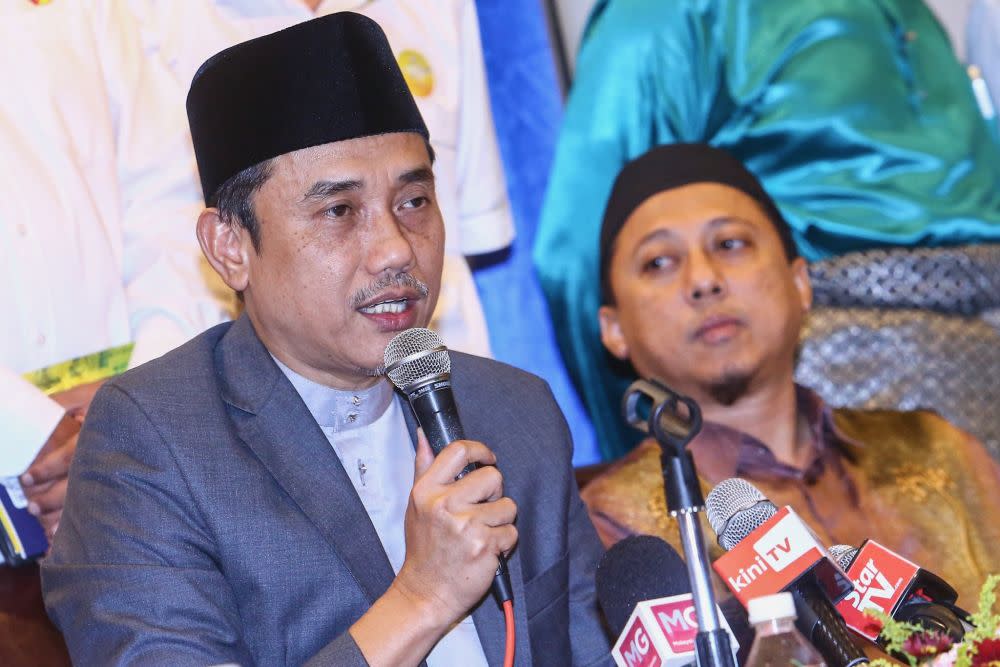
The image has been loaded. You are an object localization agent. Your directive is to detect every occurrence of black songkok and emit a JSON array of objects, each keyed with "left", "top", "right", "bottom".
[
  {"left": 186, "top": 12, "right": 428, "bottom": 203},
  {"left": 599, "top": 143, "right": 797, "bottom": 305}
]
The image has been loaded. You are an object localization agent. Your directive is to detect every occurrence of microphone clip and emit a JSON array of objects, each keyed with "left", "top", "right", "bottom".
[
  {"left": 622, "top": 378, "right": 705, "bottom": 514},
  {"left": 623, "top": 378, "right": 703, "bottom": 457}
]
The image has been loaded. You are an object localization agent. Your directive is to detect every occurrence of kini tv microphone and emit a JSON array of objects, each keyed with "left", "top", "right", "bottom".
[
  {"left": 829, "top": 541, "right": 970, "bottom": 643},
  {"left": 383, "top": 327, "right": 512, "bottom": 604},
  {"left": 596, "top": 535, "right": 740, "bottom": 667},
  {"left": 706, "top": 478, "right": 867, "bottom": 667}
]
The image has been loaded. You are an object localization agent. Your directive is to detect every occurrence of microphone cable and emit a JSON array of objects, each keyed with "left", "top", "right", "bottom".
[{"left": 503, "top": 598, "right": 515, "bottom": 667}]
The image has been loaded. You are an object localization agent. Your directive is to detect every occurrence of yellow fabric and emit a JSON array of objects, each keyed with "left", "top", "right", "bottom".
[{"left": 22, "top": 343, "right": 133, "bottom": 395}]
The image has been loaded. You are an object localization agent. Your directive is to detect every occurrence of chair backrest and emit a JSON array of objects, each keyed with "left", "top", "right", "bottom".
[
  {"left": 796, "top": 244, "right": 1000, "bottom": 459},
  {"left": 0, "top": 563, "right": 70, "bottom": 666}
]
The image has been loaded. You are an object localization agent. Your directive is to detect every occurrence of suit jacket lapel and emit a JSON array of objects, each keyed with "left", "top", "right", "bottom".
[
  {"left": 462, "top": 403, "right": 533, "bottom": 667},
  {"left": 218, "top": 323, "right": 528, "bottom": 665},
  {"left": 216, "top": 315, "right": 396, "bottom": 606}
]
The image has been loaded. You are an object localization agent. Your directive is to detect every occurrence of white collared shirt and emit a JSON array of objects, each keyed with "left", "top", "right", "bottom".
[
  {"left": 275, "top": 360, "right": 489, "bottom": 667},
  {"left": 0, "top": 1, "right": 229, "bottom": 477}
]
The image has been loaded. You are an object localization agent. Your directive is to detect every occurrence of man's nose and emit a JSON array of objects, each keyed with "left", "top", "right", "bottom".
[
  {"left": 684, "top": 251, "right": 726, "bottom": 304},
  {"left": 690, "top": 282, "right": 723, "bottom": 300},
  {"left": 366, "top": 210, "right": 416, "bottom": 275}
]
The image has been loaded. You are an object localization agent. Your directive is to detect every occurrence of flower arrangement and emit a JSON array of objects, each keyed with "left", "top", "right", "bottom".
[{"left": 869, "top": 575, "right": 1000, "bottom": 667}]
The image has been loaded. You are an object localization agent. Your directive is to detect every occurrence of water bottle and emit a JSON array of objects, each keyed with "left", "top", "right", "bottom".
[{"left": 745, "top": 592, "right": 826, "bottom": 667}]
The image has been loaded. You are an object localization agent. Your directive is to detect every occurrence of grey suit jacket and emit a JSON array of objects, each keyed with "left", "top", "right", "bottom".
[{"left": 42, "top": 315, "right": 612, "bottom": 666}]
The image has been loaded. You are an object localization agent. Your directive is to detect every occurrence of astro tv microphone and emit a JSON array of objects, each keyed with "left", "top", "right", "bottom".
[
  {"left": 829, "top": 541, "right": 970, "bottom": 644},
  {"left": 383, "top": 327, "right": 513, "bottom": 605},
  {"left": 706, "top": 478, "right": 868, "bottom": 667},
  {"left": 597, "top": 535, "right": 740, "bottom": 667}
]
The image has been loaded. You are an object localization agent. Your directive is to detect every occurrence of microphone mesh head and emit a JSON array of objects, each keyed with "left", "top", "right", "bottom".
[
  {"left": 595, "top": 535, "right": 690, "bottom": 637},
  {"left": 827, "top": 544, "right": 858, "bottom": 571},
  {"left": 705, "top": 478, "right": 777, "bottom": 551},
  {"left": 383, "top": 327, "right": 450, "bottom": 390}
]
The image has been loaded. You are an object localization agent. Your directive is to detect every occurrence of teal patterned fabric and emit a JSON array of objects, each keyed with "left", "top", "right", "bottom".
[{"left": 535, "top": 0, "right": 1000, "bottom": 459}]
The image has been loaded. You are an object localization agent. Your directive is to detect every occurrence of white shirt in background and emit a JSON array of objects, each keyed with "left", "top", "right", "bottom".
[
  {"left": 924, "top": 0, "right": 974, "bottom": 60},
  {"left": 0, "top": 1, "right": 229, "bottom": 476}
]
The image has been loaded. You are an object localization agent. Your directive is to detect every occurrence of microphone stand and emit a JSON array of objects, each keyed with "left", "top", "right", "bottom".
[{"left": 624, "top": 379, "right": 736, "bottom": 667}]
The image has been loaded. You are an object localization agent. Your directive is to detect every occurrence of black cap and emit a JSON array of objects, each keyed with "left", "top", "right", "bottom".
[
  {"left": 599, "top": 144, "right": 797, "bottom": 305},
  {"left": 186, "top": 12, "right": 429, "bottom": 203}
]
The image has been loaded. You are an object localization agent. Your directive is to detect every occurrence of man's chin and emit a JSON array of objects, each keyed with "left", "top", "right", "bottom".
[{"left": 701, "top": 368, "right": 754, "bottom": 406}]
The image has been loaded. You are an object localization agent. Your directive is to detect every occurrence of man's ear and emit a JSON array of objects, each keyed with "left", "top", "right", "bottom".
[
  {"left": 790, "top": 256, "right": 813, "bottom": 313},
  {"left": 598, "top": 304, "right": 630, "bottom": 361},
  {"left": 196, "top": 208, "right": 251, "bottom": 293}
]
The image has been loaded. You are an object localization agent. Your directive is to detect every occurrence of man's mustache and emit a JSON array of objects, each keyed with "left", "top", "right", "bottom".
[{"left": 350, "top": 273, "right": 429, "bottom": 309}]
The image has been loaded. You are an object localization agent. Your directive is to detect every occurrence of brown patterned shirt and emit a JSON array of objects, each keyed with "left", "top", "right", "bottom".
[{"left": 581, "top": 386, "right": 1000, "bottom": 606}]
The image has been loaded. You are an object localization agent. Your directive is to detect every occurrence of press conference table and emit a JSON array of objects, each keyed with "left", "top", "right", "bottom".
[{"left": 0, "top": 562, "right": 70, "bottom": 666}]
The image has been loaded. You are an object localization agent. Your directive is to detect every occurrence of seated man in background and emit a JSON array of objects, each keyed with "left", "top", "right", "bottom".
[
  {"left": 581, "top": 143, "right": 1000, "bottom": 606},
  {"left": 42, "top": 13, "right": 611, "bottom": 667},
  {"left": 536, "top": 0, "right": 1000, "bottom": 461}
]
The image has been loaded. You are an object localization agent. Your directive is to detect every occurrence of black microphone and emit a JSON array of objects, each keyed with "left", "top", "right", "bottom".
[
  {"left": 828, "top": 542, "right": 970, "bottom": 644},
  {"left": 597, "top": 535, "right": 692, "bottom": 637},
  {"left": 383, "top": 327, "right": 513, "bottom": 604},
  {"left": 706, "top": 478, "right": 868, "bottom": 667},
  {"left": 596, "top": 536, "right": 743, "bottom": 666}
]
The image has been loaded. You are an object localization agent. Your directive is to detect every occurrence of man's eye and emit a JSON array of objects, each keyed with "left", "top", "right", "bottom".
[
  {"left": 400, "top": 196, "right": 428, "bottom": 210},
  {"left": 643, "top": 256, "right": 674, "bottom": 272},
  {"left": 325, "top": 204, "right": 351, "bottom": 218},
  {"left": 718, "top": 238, "right": 748, "bottom": 251}
]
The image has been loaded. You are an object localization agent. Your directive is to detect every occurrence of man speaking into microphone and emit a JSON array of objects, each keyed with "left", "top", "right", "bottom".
[
  {"left": 41, "top": 13, "right": 612, "bottom": 667},
  {"left": 580, "top": 143, "right": 1000, "bottom": 606}
]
